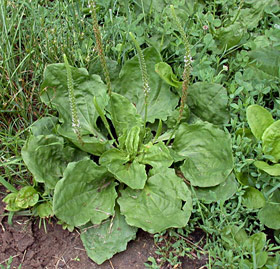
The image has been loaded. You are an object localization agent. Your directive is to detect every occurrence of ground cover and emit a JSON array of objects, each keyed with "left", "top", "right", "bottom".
[{"left": 1, "top": 0, "right": 280, "bottom": 268}]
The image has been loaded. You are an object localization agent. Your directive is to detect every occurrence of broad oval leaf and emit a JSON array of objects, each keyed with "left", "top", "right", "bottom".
[
  {"left": 41, "top": 63, "right": 109, "bottom": 136},
  {"left": 258, "top": 202, "right": 280, "bottom": 230},
  {"left": 155, "top": 62, "right": 182, "bottom": 88},
  {"left": 221, "top": 225, "right": 248, "bottom": 249},
  {"left": 137, "top": 141, "right": 173, "bottom": 169},
  {"left": 53, "top": 158, "right": 117, "bottom": 226},
  {"left": 110, "top": 93, "right": 143, "bottom": 137},
  {"left": 35, "top": 202, "right": 54, "bottom": 219},
  {"left": 249, "top": 47, "right": 280, "bottom": 78},
  {"left": 22, "top": 135, "right": 83, "bottom": 189},
  {"left": 15, "top": 186, "right": 39, "bottom": 209},
  {"left": 255, "top": 251, "right": 269, "bottom": 268},
  {"left": 80, "top": 208, "right": 137, "bottom": 265},
  {"left": 31, "top": 116, "right": 59, "bottom": 136},
  {"left": 173, "top": 122, "right": 234, "bottom": 187},
  {"left": 254, "top": 161, "right": 280, "bottom": 176},
  {"left": 100, "top": 148, "right": 147, "bottom": 189},
  {"left": 58, "top": 125, "right": 112, "bottom": 156},
  {"left": 216, "top": 22, "right": 246, "bottom": 50},
  {"left": 114, "top": 47, "right": 178, "bottom": 123},
  {"left": 187, "top": 82, "right": 229, "bottom": 125},
  {"left": 118, "top": 168, "right": 192, "bottom": 233},
  {"left": 262, "top": 120, "right": 280, "bottom": 162},
  {"left": 244, "top": 232, "right": 266, "bottom": 253},
  {"left": 242, "top": 187, "right": 266, "bottom": 209},
  {"left": 246, "top": 104, "right": 274, "bottom": 140},
  {"left": 3, "top": 193, "right": 21, "bottom": 212},
  {"left": 193, "top": 173, "right": 238, "bottom": 203}
]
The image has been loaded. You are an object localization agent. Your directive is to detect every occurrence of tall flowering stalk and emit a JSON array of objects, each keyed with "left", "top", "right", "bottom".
[
  {"left": 129, "top": 32, "right": 150, "bottom": 131},
  {"left": 89, "top": 1, "right": 112, "bottom": 96},
  {"left": 63, "top": 54, "right": 82, "bottom": 144},
  {"left": 167, "top": 5, "right": 192, "bottom": 146}
]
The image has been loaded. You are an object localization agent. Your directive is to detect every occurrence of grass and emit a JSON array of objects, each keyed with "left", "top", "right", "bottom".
[{"left": 1, "top": 0, "right": 280, "bottom": 268}]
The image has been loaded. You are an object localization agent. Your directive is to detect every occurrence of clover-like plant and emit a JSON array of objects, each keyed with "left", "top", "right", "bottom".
[{"left": 2, "top": 4, "right": 235, "bottom": 264}]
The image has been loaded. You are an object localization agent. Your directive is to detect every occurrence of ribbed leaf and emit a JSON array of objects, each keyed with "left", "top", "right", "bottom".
[
  {"left": 110, "top": 93, "right": 143, "bottom": 136},
  {"left": 100, "top": 148, "right": 147, "bottom": 189},
  {"left": 114, "top": 47, "right": 178, "bottom": 123},
  {"left": 193, "top": 173, "right": 238, "bottom": 203},
  {"left": 246, "top": 104, "right": 274, "bottom": 140},
  {"left": 80, "top": 208, "right": 137, "bottom": 265},
  {"left": 262, "top": 120, "right": 280, "bottom": 162},
  {"left": 41, "top": 63, "right": 109, "bottom": 136},
  {"left": 173, "top": 122, "right": 233, "bottom": 187},
  {"left": 22, "top": 135, "right": 84, "bottom": 189},
  {"left": 118, "top": 168, "right": 192, "bottom": 233},
  {"left": 137, "top": 142, "right": 173, "bottom": 169},
  {"left": 187, "top": 82, "right": 229, "bottom": 125},
  {"left": 53, "top": 158, "right": 117, "bottom": 226}
]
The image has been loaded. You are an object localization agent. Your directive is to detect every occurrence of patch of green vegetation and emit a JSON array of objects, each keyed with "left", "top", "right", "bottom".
[{"left": 1, "top": 0, "right": 280, "bottom": 267}]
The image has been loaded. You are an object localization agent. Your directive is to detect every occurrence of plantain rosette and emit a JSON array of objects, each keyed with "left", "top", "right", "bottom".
[{"left": 19, "top": 47, "right": 237, "bottom": 265}]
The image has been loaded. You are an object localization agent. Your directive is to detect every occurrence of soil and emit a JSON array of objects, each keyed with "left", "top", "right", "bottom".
[{"left": 0, "top": 188, "right": 207, "bottom": 269}]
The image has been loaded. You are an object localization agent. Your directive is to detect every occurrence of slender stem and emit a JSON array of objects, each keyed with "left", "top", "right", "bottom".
[
  {"left": 90, "top": 1, "right": 112, "bottom": 96},
  {"left": 63, "top": 54, "right": 83, "bottom": 145},
  {"left": 129, "top": 32, "right": 150, "bottom": 133},
  {"left": 167, "top": 6, "right": 192, "bottom": 146}
]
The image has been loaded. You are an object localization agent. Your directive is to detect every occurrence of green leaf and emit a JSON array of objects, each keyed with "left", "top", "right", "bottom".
[
  {"left": 80, "top": 208, "right": 137, "bottom": 265},
  {"left": 258, "top": 202, "right": 280, "bottom": 229},
  {"left": 89, "top": 57, "right": 120, "bottom": 84},
  {"left": 255, "top": 251, "right": 268, "bottom": 268},
  {"left": 173, "top": 122, "right": 233, "bottom": 187},
  {"left": 3, "top": 193, "right": 21, "bottom": 211},
  {"left": 262, "top": 120, "right": 280, "bottom": 162},
  {"left": 22, "top": 135, "right": 83, "bottom": 189},
  {"left": 155, "top": 62, "right": 182, "bottom": 88},
  {"left": 187, "top": 82, "right": 229, "bottom": 125},
  {"left": 15, "top": 186, "right": 39, "bottom": 209},
  {"left": 249, "top": 47, "right": 280, "bottom": 78},
  {"left": 137, "top": 142, "right": 173, "bottom": 169},
  {"left": 166, "top": 106, "right": 190, "bottom": 129},
  {"left": 246, "top": 105, "right": 274, "bottom": 140},
  {"left": 58, "top": 125, "right": 111, "bottom": 156},
  {"left": 31, "top": 117, "right": 59, "bottom": 136},
  {"left": 53, "top": 158, "right": 117, "bottom": 226},
  {"left": 239, "top": 259, "right": 253, "bottom": 269},
  {"left": 254, "top": 161, "right": 280, "bottom": 176},
  {"left": 41, "top": 63, "right": 109, "bottom": 136},
  {"left": 125, "top": 126, "right": 141, "bottom": 156},
  {"left": 118, "top": 168, "right": 192, "bottom": 233},
  {"left": 193, "top": 173, "right": 238, "bottom": 203},
  {"left": 110, "top": 93, "right": 143, "bottom": 137},
  {"left": 242, "top": 187, "right": 266, "bottom": 209},
  {"left": 100, "top": 149, "right": 147, "bottom": 189},
  {"left": 221, "top": 225, "right": 248, "bottom": 249},
  {"left": 239, "top": 6, "right": 266, "bottom": 31},
  {"left": 244, "top": 232, "right": 266, "bottom": 253},
  {"left": 35, "top": 202, "right": 54, "bottom": 218},
  {"left": 216, "top": 22, "right": 246, "bottom": 50},
  {"left": 114, "top": 47, "right": 178, "bottom": 123}
]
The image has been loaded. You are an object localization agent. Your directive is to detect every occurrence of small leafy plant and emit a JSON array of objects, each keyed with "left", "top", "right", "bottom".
[
  {"left": 221, "top": 226, "right": 280, "bottom": 268},
  {"left": 2, "top": 4, "right": 236, "bottom": 264},
  {"left": 244, "top": 104, "right": 280, "bottom": 230}
]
